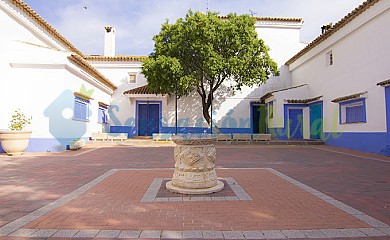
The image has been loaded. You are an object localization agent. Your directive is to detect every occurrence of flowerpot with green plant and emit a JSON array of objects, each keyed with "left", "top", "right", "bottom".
[{"left": 0, "top": 109, "right": 32, "bottom": 156}]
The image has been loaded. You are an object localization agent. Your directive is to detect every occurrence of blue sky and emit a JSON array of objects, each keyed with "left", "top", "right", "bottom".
[{"left": 23, "top": 0, "right": 365, "bottom": 56}]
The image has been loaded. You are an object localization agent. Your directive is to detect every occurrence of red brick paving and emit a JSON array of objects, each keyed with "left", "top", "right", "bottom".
[
  {"left": 25, "top": 169, "right": 367, "bottom": 231},
  {"left": 0, "top": 144, "right": 389, "bottom": 231}
]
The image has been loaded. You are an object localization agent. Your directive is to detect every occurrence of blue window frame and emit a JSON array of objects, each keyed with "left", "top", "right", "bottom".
[
  {"left": 73, "top": 96, "right": 89, "bottom": 121},
  {"left": 339, "top": 98, "right": 366, "bottom": 124},
  {"left": 98, "top": 104, "right": 108, "bottom": 124}
]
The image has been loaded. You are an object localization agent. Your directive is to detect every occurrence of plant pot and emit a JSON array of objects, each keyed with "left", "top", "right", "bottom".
[
  {"left": 69, "top": 139, "right": 85, "bottom": 150},
  {"left": 0, "top": 130, "right": 32, "bottom": 156}
]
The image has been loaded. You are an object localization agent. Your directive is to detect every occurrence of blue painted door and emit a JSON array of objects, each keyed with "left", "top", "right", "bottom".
[
  {"left": 138, "top": 104, "right": 159, "bottom": 136},
  {"left": 289, "top": 109, "right": 303, "bottom": 139},
  {"left": 310, "top": 104, "right": 323, "bottom": 139}
]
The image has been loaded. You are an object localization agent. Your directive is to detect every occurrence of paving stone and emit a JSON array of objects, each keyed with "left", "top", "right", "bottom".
[
  {"left": 74, "top": 229, "right": 100, "bottom": 238},
  {"left": 95, "top": 230, "right": 121, "bottom": 238},
  {"left": 168, "top": 197, "right": 183, "bottom": 202},
  {"left": 319, "top": 229, "right": 347, "bottom": 238},
  {"left": 242, "top": 230, "right": 266, "bottom": 239},
  {"left": 338, "top": 228, "right": 367, "bottom": 237},
  {"left": 161, "top": 230, "right": 182, "bottom": 238},
  {"left": 202, "top": 230, "right": 223, "bottom": 239},
  {"left": 140, "top": 230, "right": 161, "bottom": 238},
  {"left": 358, "top": 228, "right": 387, "bottom": 236},
  {"left": 118, "top": 230, "right": 141, "bottom": 238},
  {"left": 378, "top": 227, "right": 390, "bottom": 236},
  {"left": 190, "top": 197, "right": 204, "bottom": 201},
  {"left": 222, "top": 231, "right": 245, "bottom": 239},
  {"left": 154, "top": 197, "right": 169, "bottom": 202},
  {"left": 354, "top": 214, "right": 389, "bottom": 227},
  {"left": 301, "top": 229, "right": 327, "bottom": 238},
  {"left": 210, "top": 197, "right": 225, "bottom": 201},
  {"left": 261, "top": 230, "right": 286, "bottom": 239},
  {"left": 51, "top": 229, "right": 79, "bottom": 238},
  {"left": 225, "top": 196, "right": 239, "bottom": 201},
  {"left": 182, "top": 230, "right": 202, "bottom": 239},
  {"left": 281, "top": 230, "right": 306, "bottom": 238},
  {"left": 30, "top": 229, "right": 58, "bottom": 237},
  {"left": 8, "top": 228, "right": 38, "bottom": 237}
]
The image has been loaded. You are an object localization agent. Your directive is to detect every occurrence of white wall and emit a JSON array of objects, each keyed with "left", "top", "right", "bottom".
[
  {"left": 289, "top": 1, "right": 390, "bottom": 133},
  {"left": 256, "top": 20, "right": 307, "bottom": 67}
]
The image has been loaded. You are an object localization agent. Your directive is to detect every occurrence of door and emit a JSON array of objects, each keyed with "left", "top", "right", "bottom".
[
  {"left": 252, "top": 105, "right": 266, "bottom": 134},
  {"left": 289, "top": 109, "right": 303, "bottom": 139},
  {"left": 138, "top": 104, "right": 160, "bottom": 136},
  {"left": 310, "top": 103, "right": 323, "bottom": 140}
]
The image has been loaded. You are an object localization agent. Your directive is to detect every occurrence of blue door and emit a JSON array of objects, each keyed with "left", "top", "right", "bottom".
[
  {"left": 138, "top": 104, "right": 159, "bottom": 136},
  {"left": 289, "top": 109, "right": 303, "bottom": 139},
  {"left": 310, "top": 104, "right": 323, "bottom": 140}
]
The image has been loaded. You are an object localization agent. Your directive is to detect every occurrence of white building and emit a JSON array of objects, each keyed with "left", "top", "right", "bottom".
[
  {"left": 1, "top": 0, "right": 389, "bottom": 156},
  {"left": 0, "top": 0, "right": 115, "bottom": 152},
  {"left": 262, "top": 0, "right": 390, "bottom": 155}
]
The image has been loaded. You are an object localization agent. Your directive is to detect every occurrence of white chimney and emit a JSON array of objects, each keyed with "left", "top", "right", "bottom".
[{"left": 104, "top": 26, "right": 116, "bottom": 56}]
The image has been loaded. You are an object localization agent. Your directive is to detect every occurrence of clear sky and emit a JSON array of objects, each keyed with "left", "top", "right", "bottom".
[{"left": 23, "top": 0, "right": 365, "bottom": 56}]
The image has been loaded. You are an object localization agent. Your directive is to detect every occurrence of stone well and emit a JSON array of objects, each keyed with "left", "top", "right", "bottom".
[{"left": 166, "top": 135, "right": 224, "bottom": 194}]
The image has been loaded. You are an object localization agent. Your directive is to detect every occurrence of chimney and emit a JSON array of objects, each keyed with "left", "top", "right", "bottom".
[
  {"left": 104, "top": 26, "right": 116, "bottom": 56},
  {"left": 321, "top": 23, "right": 332, "bottom": 34}
]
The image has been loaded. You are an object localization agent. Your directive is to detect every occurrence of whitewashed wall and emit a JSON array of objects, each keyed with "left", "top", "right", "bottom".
[{"left": 289, "top": 1, "right": 390, "bottom": 133}]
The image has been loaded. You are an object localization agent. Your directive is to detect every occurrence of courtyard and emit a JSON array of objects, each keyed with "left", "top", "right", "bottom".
[{"left": 0, "top": 143, "right": 389, "bottom": 240}]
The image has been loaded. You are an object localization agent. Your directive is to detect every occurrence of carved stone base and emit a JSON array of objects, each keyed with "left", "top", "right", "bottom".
[
  {"left": 167, "top": 135, "right": 224, "bottom": 195},
  {"left": 166, "top": 180, "right": 224, "bottom": 195}
]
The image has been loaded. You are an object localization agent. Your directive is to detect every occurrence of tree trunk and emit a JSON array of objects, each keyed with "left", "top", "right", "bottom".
[{"left": 201, "top": 96, "right": 222, "bottom": 134}]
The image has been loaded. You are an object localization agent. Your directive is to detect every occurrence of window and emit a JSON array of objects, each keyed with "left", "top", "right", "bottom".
[
  {"left": 128, "top": 73, "right": 136, "bottom": 83},
  {"left": 326, "top": 50, "right": 333, "bottom": 66},
  {"left": 73, "top": 96, "right": 90, "bottom": 121},
  {"left": 340, "top": 99, "right": 366, "bottom": 124},
  {"left": 98, "top": 104, "right": 108, "bottom": 124},
  {"left": 268, "top": 101, "right": 274, "bottom": 118}
]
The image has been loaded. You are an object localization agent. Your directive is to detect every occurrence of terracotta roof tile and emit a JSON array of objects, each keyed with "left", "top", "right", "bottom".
[
  {"left": 377, "top": 79, "right": 390, "bottom": 86},
  {"left": 10, "top": 0, "right": 84, "bottom": 56},
  {"left": 123, "top": 85, "right": 158, "bottom": 95},
  {"left": 285, "top": 96, "right": 323, "bottom": 104},
  {"left": 68, "top": 54, "right": 117, "bottom": 91},
  {"left": 286, "top": 0, "right": 380, "bottom": 65},
  {"left": 84, "top": 55, "right": 148, "bottom": 62},
  {"left": 331, "top": 91, "right": 368, "bottom": 103}
]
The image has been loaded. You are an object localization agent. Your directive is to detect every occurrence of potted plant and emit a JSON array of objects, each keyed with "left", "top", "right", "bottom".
[
  {"left": 69, "top": 138, "right": 85, "bottom": 150},
  {"left": 0, "top": 109, "right": 32, "bottom": 156}
]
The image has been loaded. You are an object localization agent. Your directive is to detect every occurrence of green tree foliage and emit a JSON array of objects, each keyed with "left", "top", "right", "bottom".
[{"left": 142, "top": 10, "right": 278, "bottom": 127}]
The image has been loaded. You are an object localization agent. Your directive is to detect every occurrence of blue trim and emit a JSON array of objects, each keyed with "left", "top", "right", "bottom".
[
  {"left": 284, "top": 104, "right": 306, "bottom": 139},
  {"left": 268, "top": 128, "right": 288, "bottom": 140},
  {"left": 338, "top": 98, "right": 366, "bottom": 124},
  {"left": 324, "top": 132, "right": 388, "bottom": 155},
  {"left": 384, "top": 86, "right": 390, "bottom": 156},
  {"left": 135, "top": 100, "right": 162, "bottom": 136},
  {"left": 110, "top": 126, "right": 137, "bottom": 138},
  {"left": 161, "top": 127, "right": 251, "bottom": 134}
]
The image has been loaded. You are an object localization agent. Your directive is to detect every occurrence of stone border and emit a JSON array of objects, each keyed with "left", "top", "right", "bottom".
[
  {"left": 141, "top": 177, "right": 252, "bottom": 203},
  {"left": 0, "top": 168, "right": 389, "bottom": 239}
]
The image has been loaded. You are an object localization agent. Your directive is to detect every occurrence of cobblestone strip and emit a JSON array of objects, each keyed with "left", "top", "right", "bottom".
[
  {"left": 141, "top": 177, "right": 252, "bottom": 202},
  {"left": 266, "top": 168, "right": 390, "bottom": 236},
  {"left": 0, "top": 169, "right": 118, "bottom": 236},
  {"left": 140, "top": 178, "right": 163, "bottom": 202},
  {"left": 225, "top": 177, "right": 252, "bottom": 200}
]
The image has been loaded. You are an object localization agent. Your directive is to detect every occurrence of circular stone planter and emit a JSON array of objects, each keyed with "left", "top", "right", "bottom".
[
  {"left": 0, "top": 130, "right": 32, "bottom": 156},
  {"left": 166, "top": 135, "right": 224, "bottom": 194}
]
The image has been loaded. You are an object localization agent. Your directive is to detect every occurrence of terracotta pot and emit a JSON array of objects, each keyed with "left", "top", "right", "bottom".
[{"left": 0, "top": 130, "right": 32, "bottom": 156}]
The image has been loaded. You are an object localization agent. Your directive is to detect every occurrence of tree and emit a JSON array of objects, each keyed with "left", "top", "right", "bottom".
[{"left": 142, "top": 10, "right": 278, "bottom": 131}]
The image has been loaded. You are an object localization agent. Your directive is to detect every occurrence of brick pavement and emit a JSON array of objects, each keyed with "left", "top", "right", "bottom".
[{"left": 0, "top": 144, "right": 389, "bottom": 239}]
